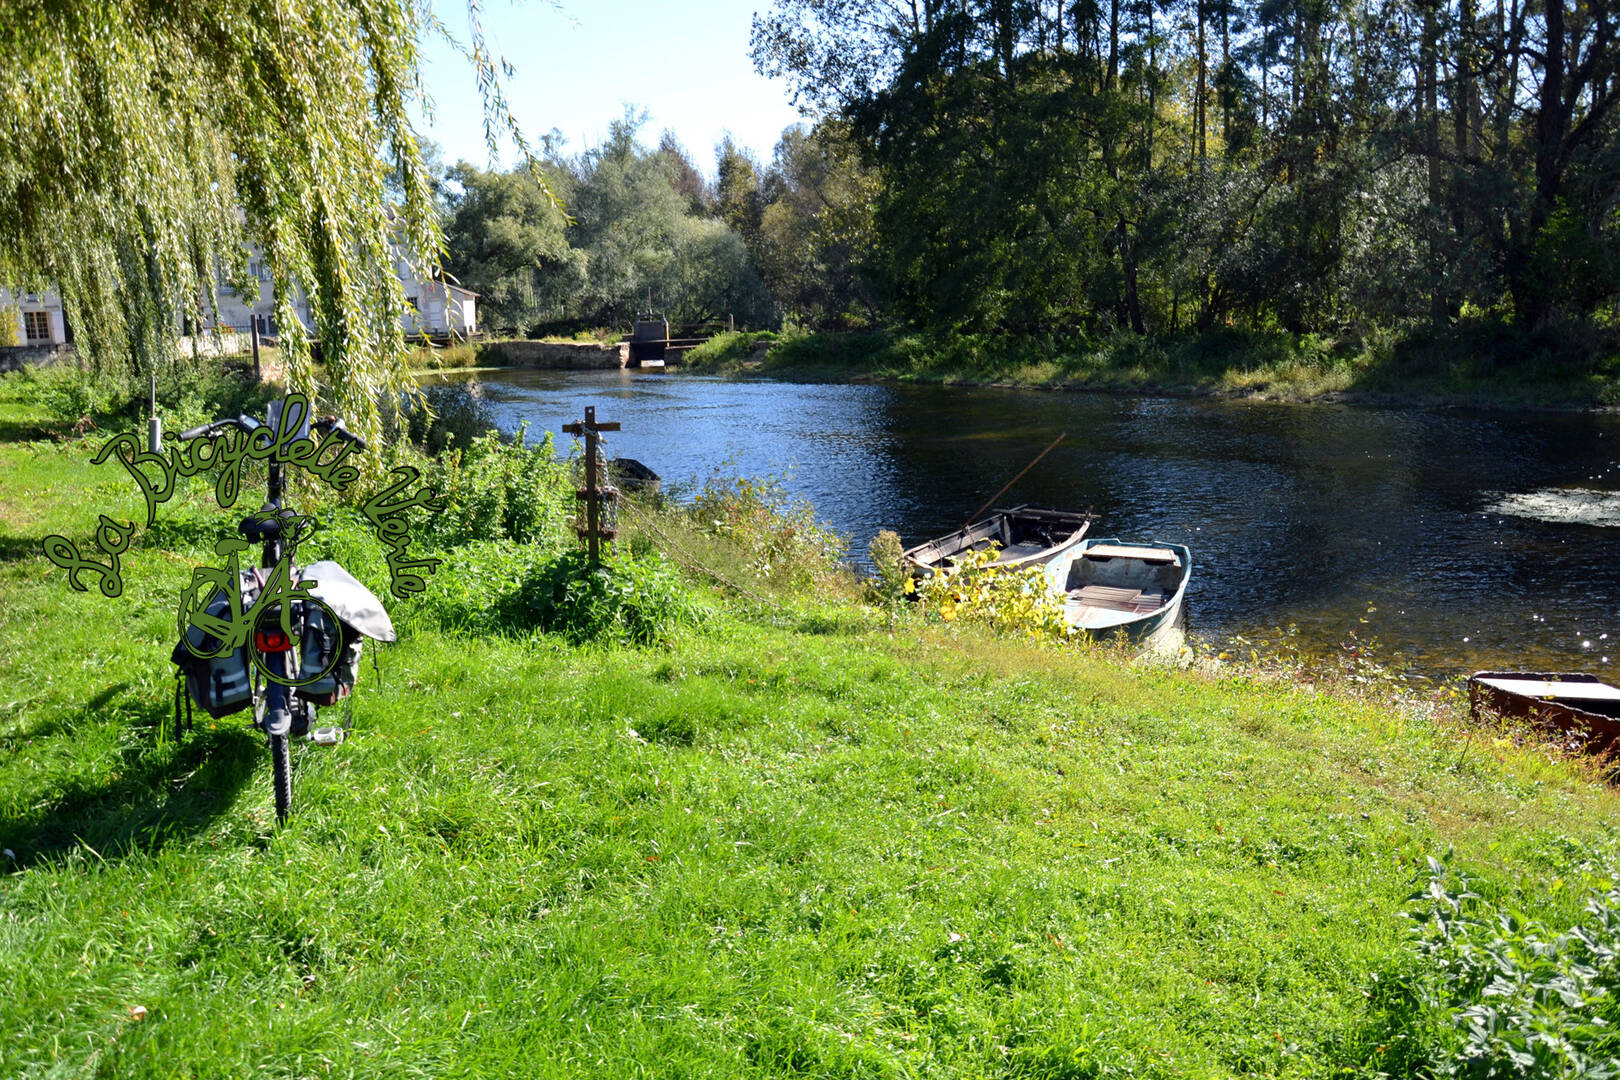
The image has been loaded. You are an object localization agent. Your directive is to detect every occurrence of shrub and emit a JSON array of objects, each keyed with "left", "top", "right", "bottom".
[
  {"left": 866, "top": 529, "right": 910, "bottom": 604},
  {"left": 1406, "top": 858, "right": 1620, "bottom": 1077},
  {"left": 503, "top": 548, "right": 704, "bottom": 646},
  {"left": 398, "top": 383, "right": 500, "bottom": 456},
  {"left": 415, "top": 425, "right": 573, "bottom": 549},
  {"left": 21, "top": 363, "right": 123, "bottom": 426},
  {"left": 915, "top": 545, "right": 1074, "bottom": 642},
  {"left": 687, "top": 472, "right": 848, "bottom": 590},
  {"left": 20, "top": 360, "right": 272, "bottom": 433}
]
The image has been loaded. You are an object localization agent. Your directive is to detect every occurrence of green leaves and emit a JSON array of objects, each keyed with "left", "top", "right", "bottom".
[
  {"left": 1407, "top": 860, "right": 1620, "bottom": 1077},
  {"left": 0, "top": 0, "right": 448, "bottom": 449}
]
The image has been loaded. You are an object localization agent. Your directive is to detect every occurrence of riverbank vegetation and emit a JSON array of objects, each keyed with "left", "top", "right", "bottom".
[
  {"left": 4, "top": 369, "right": 1619, "bottom": 1075},
  {"left": 683, "top": 323, "right": 1620, "bottom": 407},
  {"left": 431, "top": 2, "right": 1618, "bottom": 405}
]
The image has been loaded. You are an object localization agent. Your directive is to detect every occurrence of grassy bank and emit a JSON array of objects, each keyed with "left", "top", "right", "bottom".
[
  {"left": 3, "top": 368, "right": 1619, "bottom": 1077},
  {"left": 683, "top": 324, "right": 1620, "bottom": 409}
]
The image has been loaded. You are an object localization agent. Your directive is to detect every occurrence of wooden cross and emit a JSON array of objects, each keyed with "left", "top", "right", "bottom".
[{"left": 563, "top": 405, "right": 621, "bottom": 565}]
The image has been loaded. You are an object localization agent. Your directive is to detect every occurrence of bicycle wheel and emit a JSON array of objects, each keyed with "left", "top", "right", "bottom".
[{"left": 270, "top": 728, "right": 292, "bottom": 825}]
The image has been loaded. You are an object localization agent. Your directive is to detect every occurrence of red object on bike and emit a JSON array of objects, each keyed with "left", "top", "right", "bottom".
[{"left": 254, "top": 626, "right": 294, "bottom": 653}]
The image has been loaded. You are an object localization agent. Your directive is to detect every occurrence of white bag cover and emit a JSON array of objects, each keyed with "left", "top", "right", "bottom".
[{"left": 296, "top": 560, "right": 397, "bottom": 642}]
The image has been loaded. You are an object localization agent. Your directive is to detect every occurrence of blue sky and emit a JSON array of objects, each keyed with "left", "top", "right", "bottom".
[{"left": 417, "top": 0, "right": 808, "bottom": 177}]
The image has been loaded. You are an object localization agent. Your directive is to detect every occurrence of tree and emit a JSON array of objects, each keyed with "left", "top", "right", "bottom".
[
  {"left": 0, "top": 1, "right": 523, "bottom": 445},
  {"left": 755, "top": 123, "right": 879, "bottom": 327},
  {"left": 443, "top": 163, "right": 586, "bottom": 331},
  {"left": 565, "top": 116, "right": 773, "bottom": 327},
  {"left": 657, "top": 131, "right": 712, "bottom": 216},
  {"left": 753, "top": 0, "right": 1620, "bottom": 339},
  {"left": 715, "top": 136, "right": 766, "bottom": 248}
]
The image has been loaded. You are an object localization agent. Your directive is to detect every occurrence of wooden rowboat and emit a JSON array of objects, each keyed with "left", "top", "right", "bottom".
[
  {"left": 1467, "top": 671, "right": 1620, "bottom": 756},
  {"left": 902, "top": 505, "right": 1095, "bottom": 579},
  {"left": 1045, "top": 538, "right": 1192, "bottom": 653}
]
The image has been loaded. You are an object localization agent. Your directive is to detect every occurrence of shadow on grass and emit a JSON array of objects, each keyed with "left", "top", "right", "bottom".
[
  {"left": 0, "top": 418, "right": 73, "bottom": 443},
  {"left": 0, "top": 692, "right": 260, "bottom": 870},
  {"left": 0, "top": 534, "right": 48, "bottom": 563}
]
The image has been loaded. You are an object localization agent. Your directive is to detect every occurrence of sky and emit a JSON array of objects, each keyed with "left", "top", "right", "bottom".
[{"left": 416, "top": 0, "right": 809, "bottom": 178}]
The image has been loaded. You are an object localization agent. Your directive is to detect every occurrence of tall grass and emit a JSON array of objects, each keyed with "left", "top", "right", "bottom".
[
  {"left": 684, "top": 323, "right": 1620, "bottom": 408},
  {"left": 3, "top": 369, "right": 1619, "bottom": 1077}
]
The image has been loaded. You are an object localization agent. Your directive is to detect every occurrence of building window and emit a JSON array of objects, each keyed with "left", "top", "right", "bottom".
[{"left": 23, "top": 311, "right": 51, "bottom": 342}]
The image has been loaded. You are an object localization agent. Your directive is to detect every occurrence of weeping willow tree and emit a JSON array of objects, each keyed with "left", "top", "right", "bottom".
[{"left": 0, "top": 0, "right": 522, "bottom": 446}]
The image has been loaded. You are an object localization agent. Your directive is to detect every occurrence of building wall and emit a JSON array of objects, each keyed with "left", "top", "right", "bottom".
[
  {"left": 9, "top": 248, "right": 473, "bottom": 347},
  {"left": 0, "top": 288, "right": 67, "bottom": 345},
  {"left": 403, "top": 280, "right": 478, "bottom": 337},
  {"left": 212, "top": 261, "right": 311, "bottom": 336}
]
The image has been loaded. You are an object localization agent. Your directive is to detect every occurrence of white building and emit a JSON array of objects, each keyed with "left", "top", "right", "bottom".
[
  {"left": 5, "top": 241, "right": 477, "bottom": 349},
  {"left": 393, "top": 249, "right": 478, "bottom": 338},
  {"left": 0, "top": 287, "right": 67, "bottom": 346},
  {"left": 212, "top": 257, "right": 310, "bottom": 338},
  {"left": 213, "top": 251, "right": 477, "bottom": 339}
]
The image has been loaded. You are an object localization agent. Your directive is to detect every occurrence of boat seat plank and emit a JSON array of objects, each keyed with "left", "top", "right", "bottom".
[
  {"left": 1083, "top": 544, "right": 1182, "bottom": 565},
  {"left": 995, "top": 541, "right": 1049, "bottom": 562},
  {"left": 1476, "top": 677, "right": 1620, "bottom": 702},
  {"left": 1070, "top": 585, "right": 1165, "bottom": 613}
]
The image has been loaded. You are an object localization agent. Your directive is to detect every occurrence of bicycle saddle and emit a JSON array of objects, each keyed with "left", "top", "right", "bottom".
[{"left": 238, "top": 505, "right": 301, "bottom": 542}]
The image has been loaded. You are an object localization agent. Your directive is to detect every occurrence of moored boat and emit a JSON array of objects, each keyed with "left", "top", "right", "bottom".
[
  {"left": 1467, "top": 671, "right": 1620, "bottom": 756},
  {"left": 1045, "top": 538, "right": 1192, "bottom": 653},
  {"left": 902, "top": 505, "right": 1095, "bottom": 579}
]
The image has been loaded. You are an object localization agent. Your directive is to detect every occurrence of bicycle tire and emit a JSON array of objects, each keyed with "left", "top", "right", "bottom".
[{"left": 270, "top": 729, "right": 292, "bottom": 825}]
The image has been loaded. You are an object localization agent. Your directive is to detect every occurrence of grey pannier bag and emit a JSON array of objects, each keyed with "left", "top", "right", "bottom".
[
  {"left": 293, "top": 561, "right": 396, "bottom": 706},
  {"left": 172, "top": 569, "right": 261, "bottom": 718}
]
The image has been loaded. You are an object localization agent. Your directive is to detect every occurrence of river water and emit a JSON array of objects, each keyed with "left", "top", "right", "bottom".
[{"left": 436, "top": 368, "right": 1620, "bottom": 676}]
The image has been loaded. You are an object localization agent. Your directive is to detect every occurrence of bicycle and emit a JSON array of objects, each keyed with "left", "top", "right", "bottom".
[{"left": 172, "top": 400, "right": 371, "bottom": 824}]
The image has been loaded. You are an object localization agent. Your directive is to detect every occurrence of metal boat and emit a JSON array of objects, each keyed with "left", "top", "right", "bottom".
[
  {"left": 902, "top": 505, "right": 1095, "bottom": 579},
  {"left": 1045, "top": 538, "right": 1192, "bottom": 653}
]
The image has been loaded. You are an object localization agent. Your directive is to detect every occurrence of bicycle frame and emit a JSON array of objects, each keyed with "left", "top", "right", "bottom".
[{"left": 256, "top": 455, "right": 298, "bottom": 739}]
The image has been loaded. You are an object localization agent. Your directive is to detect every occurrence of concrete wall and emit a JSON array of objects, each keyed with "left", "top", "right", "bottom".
[
  {"left": 175, "top": 332, "right": 250, "bottom": 357},
  {"left": 479, "top": 340, "right": 629, "bottom": 369},
  {"left": 0, "top": 344, "right": 77, "bottom": 373}
]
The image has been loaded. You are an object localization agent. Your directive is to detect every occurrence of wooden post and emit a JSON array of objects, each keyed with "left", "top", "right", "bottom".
[
  {"left": 584, "top": 410, "right": 600, "bottom": 564},
  {"left": 564, "top": 405, "right": 622, "bottom": 566},
  {"left": 250, "top": 320, "right": 262, "bottom": 383}
]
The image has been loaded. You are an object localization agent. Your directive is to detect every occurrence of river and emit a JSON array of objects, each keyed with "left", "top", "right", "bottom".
[{"left": 432, "top": 368, "right": 1620, "bottom": 676}]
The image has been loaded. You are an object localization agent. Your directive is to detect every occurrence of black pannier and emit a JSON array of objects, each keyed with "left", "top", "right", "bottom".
[
  {"left": 295, "top": 599, "right": 365, "bottom": 705},
  {"left": 171, "top": 570, "right": 261, "bottom": 718}
]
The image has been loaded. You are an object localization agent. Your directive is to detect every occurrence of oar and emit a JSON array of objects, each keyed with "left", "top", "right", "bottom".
[{"left": 963, "top": 432, "right": 1067, "bottom": 529}]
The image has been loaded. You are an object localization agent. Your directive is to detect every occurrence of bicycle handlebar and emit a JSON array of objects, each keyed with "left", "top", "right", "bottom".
[
  {"left": 177, "top": 416, "right": 259, "bottom": 440},
  {"left": 176, "top": 414, "right": 367, "bottom": 452},
  {"left": 312, "top": 417, "right": 367, "bottom": 452}
]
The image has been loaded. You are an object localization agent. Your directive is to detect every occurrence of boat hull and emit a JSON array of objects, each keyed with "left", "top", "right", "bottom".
[
  {"left": 903, "top": 505, "right": 1094, "bottom": 578},
  {"left": 1046, "top": 539, "right": 1193, "bottom": 654},
  {"left": 1468, "top": 671, "right": 1620, "bottom": 757}
]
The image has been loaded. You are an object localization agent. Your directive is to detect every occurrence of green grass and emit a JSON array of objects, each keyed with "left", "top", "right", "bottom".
[
  {"left": 2, "top": 371, "right": 1618, "bottom": 1077},
  {"left": 683, "top": 323, "right": 1620, "bottom": 410}
]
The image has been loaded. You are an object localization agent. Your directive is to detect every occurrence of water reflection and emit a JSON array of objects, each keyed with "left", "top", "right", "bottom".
[
  {"left": 1486, "top": 489, "right": 1620, "bottom": 528},
  {"left": 436, "top": 368, "right": 1619, "bottom": 675}
]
